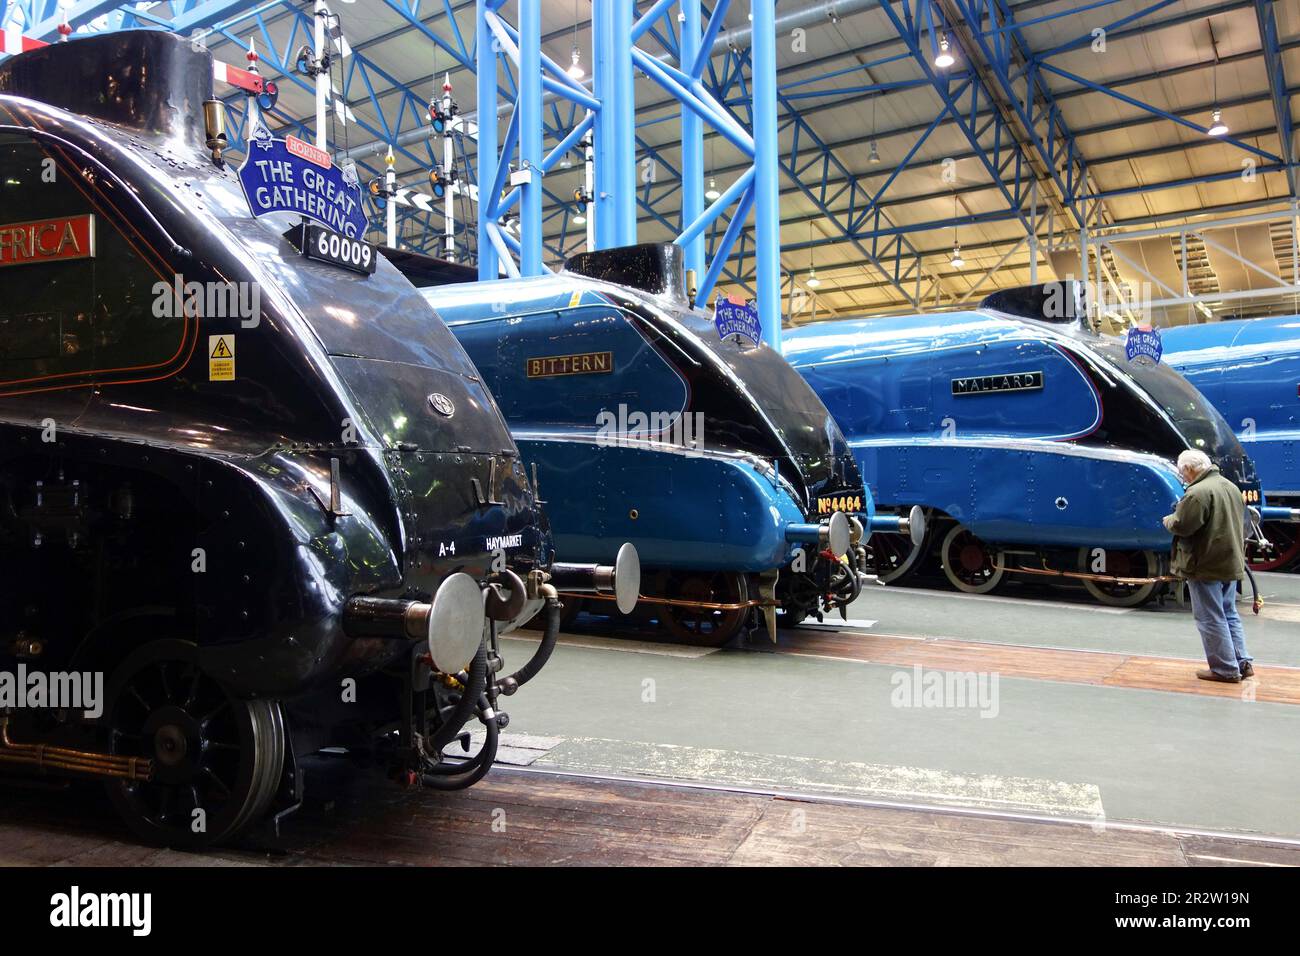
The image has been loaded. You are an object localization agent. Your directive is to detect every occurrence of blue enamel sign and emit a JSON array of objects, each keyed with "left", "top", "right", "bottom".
[
  {"left": 1125, "top": 326, "right": 1163, "bottom": 365},
  {"left": 714, "top": 295, "right": 762, "bottom": 347},
  {"left": 238, "top": 123, "right": 367, "bottom": 239}
]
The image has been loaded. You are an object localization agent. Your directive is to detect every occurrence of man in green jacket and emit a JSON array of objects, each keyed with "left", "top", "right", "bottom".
[{"left": 1163, "top": 449, "right": 1254, "bottom": 683}]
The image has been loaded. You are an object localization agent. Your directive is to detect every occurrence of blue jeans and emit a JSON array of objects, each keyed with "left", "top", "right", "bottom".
[{"left": 1187, "top": 579, "right": 1253, "bottom": 678}]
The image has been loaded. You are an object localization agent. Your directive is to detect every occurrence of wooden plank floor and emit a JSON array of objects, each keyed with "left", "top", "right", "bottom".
[
  {"left": 2, "top": 769, "right": 1296, "bottom": 867},
  {"left": 771, "top": 630, "right": 1300, "bottom": 704}
]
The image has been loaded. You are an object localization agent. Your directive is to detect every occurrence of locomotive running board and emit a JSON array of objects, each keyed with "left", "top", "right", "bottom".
[{"left": 0, "top": 718, "right": 153, "bottom": 782}]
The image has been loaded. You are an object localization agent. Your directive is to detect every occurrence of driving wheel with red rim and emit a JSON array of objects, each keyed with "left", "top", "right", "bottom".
[
  {"left": 661, "top": 571, "right": 750, "bottom": 646},
  {"left": 1250, "top": 521, "right": 1300, "bottom": 572},
  {"left": 939, "top": 523, "right": 1005, "bottom": 594},
  {"left": 1077, "top": 547, "right": 1161, "bottom": 607}
]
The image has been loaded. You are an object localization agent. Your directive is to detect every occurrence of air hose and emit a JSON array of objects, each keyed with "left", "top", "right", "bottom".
[
  {"left": 1244, "top": 565, "right": 1262, "bottom": 615},
  {"left": 421, "top": 694, "right": 499, "bottom": 791},
  {"left": 427, "top": 638, "right": 488, "bottom": 759},
  {"left": 422, "top": 596, "right": 561, "bottom": 790},
  {"left": 498, "top": 595, "right": 561, "bottom": 695}
]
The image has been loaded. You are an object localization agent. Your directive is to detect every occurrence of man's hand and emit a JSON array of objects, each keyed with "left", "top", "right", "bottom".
[{"left": 1165, "top": 494, "right": 1205, "bottom": 538}]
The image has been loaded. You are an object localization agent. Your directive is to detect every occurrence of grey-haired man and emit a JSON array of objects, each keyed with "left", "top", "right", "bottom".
[{"left": 1163, "top": 449, "right": 1255, "bottom": 683}]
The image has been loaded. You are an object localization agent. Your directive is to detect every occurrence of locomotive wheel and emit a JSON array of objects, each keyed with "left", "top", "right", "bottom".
[
  {"left": 1077, "top": 548, "right": 1161, "bottom": 607},
  {"left": 865, "top": 509, "right": 930, "bottom": 584},
  {"left": 939, "top": 524, "right": 1005, "bottom": 594},
  {"left": 1250, "top": 521, "right": 1300, "bottom": 572},
  {"left": 104, "top": 640, "right": 285, "bottom": 849},
  {"left": 661, "top": 571, "right": 749, "bottom": 646}
]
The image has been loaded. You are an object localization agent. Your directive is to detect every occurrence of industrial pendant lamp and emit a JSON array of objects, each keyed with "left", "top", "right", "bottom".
[
  {"left": 868, "top": 94, "right": 881, "bottom": 163},
  {"left": 806, "top": 223, "right": 821, "bottom": 287},
  {"left": 934, "top": 35, "right": 955, "bottom": 69},
  {"left": 704, "top": 139, "right": 721, "bottom": 200},
  {"left": 566, "top": 2, "right": 584, "bottom": 80},
  {"left": 567, "top": 47, "right": 585, "bottom": 80},
  {"left": 949, "top": 193, "right": 963, "bottom": 268},
  {"left": 1205, "top": 27, "right": 1227, "bottom": 136}
]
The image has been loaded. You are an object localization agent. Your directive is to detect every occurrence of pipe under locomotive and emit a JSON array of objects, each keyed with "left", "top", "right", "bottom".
[
  {"left": 785, "top": 283, "right": 1261, "bottom": 607},
  {"left": 0, "top": 31, "right": 635, "bottom": 847},
  {"left": 1162, "top": 315, "right": 1300, "bottom": 571},
  {"left": 389, "top": 244, "right": 915, "bottom": 643}
]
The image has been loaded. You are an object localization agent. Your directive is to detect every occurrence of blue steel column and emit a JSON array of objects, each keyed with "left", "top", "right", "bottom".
[
  {"left": 612, "top": 2, "right": 636, "bottom": 245},
  {"left": 475, "top": 0, "right": 499, "bottom": 280},
  {"left": 680, "top": 2, "right": 705, "bottom": 289},
  {"left": 519, "top": 0, "right": 543, "bottom": 274},
  {"left": 593, "top": 0, "right": 636, "bottom": 248},
  {"left": 750, "top": 0, "right": 782, "bottom": 349}
]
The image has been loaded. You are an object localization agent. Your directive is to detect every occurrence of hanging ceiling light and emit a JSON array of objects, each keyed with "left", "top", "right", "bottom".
[
  {"left": 934, "top": 35, "right": 955, "bottom": 69},
  {"left": 566, "top": 0, "right": 584, "bottom": 80},
  {"left": 868, "top": 93, "right": 882, "bottom": 164},
  {"left": 1205, "top": 27, "right": 1227, "bottom": 137},
  {"left": 567, "top": 45, "right": 585, "bottom": 80},
  {"left": 573, "top": 210, "right": 586, "bottom": 225},
  {"left": 705, "top": 177, "right": 721, "bottom": 201},
  {"left": 949, "top": 193, "right": 963, "bottom": 269},
  {"left": 806, "top": 223, "right": 821, "bottom": 287}
]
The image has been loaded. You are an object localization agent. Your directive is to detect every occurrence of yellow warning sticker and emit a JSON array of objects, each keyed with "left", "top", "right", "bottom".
[
  {"left": 568, "top": 289, "right": 582, "bottom": 308},
  {"left": 209, "top": 334, "right": 235, "bottom": 381}
]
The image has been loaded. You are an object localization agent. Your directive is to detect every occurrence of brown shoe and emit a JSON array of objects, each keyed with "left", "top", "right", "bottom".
[
  {"left": 1240, "top": 661, "right": 1255, "bottom": 679},
  {"left": 1197, "top": 668, "right": 1241, "bottom": 683}
]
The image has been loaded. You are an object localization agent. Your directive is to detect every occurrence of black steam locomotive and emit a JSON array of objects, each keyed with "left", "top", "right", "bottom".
[{"left": 0, "top": 31, "right": 634, "bottom": 847}]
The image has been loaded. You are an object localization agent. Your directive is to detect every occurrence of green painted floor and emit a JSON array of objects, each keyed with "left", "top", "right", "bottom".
[{"left": 497, "top": 575, "right": 1300, "bottom": 839}]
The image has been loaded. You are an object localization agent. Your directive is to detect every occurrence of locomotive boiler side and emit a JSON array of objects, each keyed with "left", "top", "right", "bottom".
[
  {"left": 396, "top": 244, "right": 894, "bottom": 641},
  {"left": 786, "top": 299, "right": 1259, "bottom": 606}
]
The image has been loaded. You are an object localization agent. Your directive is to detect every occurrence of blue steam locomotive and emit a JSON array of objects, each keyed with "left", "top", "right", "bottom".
[
  {"left": 392, "top": 244, "right": 914, "bottom": 643},
  {"left": 784, "top": 285, "right": 1261, "bottom": 606},
  {"left": 1162, "top": 316, "right": 1300, "bottom": 571}
]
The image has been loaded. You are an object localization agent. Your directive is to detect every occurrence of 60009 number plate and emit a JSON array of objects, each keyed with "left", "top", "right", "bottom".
[{"left": 298, "top": 223, "right": 376, "bottom": 275}]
